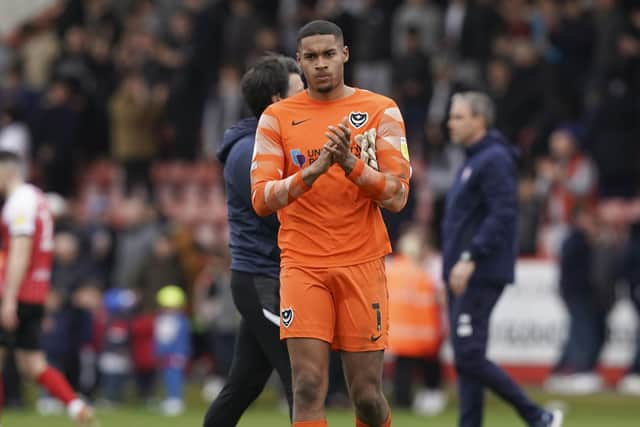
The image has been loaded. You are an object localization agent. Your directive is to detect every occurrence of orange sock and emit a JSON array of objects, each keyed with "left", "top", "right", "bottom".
[
  {"left": 293, "top": 421, "right": 328, "bottom": 427},
  {"left": 356, "top": 413, "right": 391, "bottom": 427}
]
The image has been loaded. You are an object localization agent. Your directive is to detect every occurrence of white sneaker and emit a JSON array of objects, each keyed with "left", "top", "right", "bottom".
[
  {"left": 618, "top": 374, "right": 640, "bottom": 395},
  {"left": 546, "top": 373, "right": 602, "bottom": 395},
  {"left": 68, "top": 399, "right": 96, "bottom": 426},
  {"left": 568, "top": 373, "right": 603, "bottom": 395},
  {"left": 549, "top": 409, "right": 564, "bottom": 427},
  {"left": 412, "top": 389, "right": 447, "bottom": 417},
  {"left": 160, "top": 398, "right": 185, "bottom": 416},
  {"left": 544, "top": 374, "right": 578, "bottom": 394}
]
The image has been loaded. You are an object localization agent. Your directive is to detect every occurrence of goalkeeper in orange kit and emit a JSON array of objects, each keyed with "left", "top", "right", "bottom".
[{"left": 250, "top": 20, "right": 411, "bottom": 427}]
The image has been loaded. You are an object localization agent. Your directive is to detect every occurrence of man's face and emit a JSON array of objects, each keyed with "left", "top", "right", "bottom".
[
  {"left": 287, "top": 72, "right": 304, "bottom": 97},
  {"left": 297, "top": 34, "right": 348, "bottom": 94},
  {"left": 448, "top": 100, "right": 483, "bottom": 146}
]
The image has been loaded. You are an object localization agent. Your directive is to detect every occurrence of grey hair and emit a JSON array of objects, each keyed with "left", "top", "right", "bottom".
[{"left": 452, "top": 91, "right": 495, "bottom": 127}]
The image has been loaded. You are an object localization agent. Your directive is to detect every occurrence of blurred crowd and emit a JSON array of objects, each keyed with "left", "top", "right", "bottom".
[{"left": 1, "top": 0, "right": 640, "bottom": 414}]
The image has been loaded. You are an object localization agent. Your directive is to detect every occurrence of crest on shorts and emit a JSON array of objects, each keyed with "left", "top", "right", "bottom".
[
  {"left": 281, "top": 307, "right": 294, "bottom": 328},
  {"left": 349, "top": 112, "right": 368, "bottom": 129}
]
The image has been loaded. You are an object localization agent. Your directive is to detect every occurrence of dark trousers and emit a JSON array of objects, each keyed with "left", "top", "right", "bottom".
[
  {"left": 394, "top": 356, "right": 442, "bottom": 407},
  {"left": 555, "top": 292, "right": 607, "bottom": 373},
  {"left": 102, "top": 372, "right": 128, "bottom": 403},
  {"left": 135, "top": 370, "right": 155, "bottom": 400},
  {"left": 2, "top": 351, "right": 23, "bottom": 407},
  {"left": 212, "top": 332, "right": 236, "bottom": 377},
  {"left": 203, "top": 271, "right": 292, "bottom": 427},
  {"left": 448, "top": 284, "right": 543, "bottom": 427}
]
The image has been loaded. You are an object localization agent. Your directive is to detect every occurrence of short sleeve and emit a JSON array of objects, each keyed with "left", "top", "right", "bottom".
[{"left": 3, "top": 187, "right": 38, "bottom": 236}]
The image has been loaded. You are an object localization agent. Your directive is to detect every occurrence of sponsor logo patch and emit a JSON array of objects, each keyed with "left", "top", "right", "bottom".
[{"left": 290, "top": 149, "right": 306, "bottom": 168}]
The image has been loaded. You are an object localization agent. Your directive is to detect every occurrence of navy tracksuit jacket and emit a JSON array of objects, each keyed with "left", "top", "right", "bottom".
[
  {"left": 442, "top": 130, "right": 518, "bottom": 287},
  {"left": 217, "top": 117, "right": 280, "bottom": 279},
  {"left": 442, "top": 131, "right": 546, "bottom": 427}
]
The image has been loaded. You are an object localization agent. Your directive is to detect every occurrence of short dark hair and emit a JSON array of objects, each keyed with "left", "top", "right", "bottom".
[
  {"left": 241, "top": 56, "right": 290, "bottom": 118},
  {"left": 296, "top": 20, "right": 344, "bottom": 48},
  {"left": 0, "top": 150, "right": 21, "bottom": 164},
  {"left": 279, "top": 56, "right": 302, "bottom": 76}
]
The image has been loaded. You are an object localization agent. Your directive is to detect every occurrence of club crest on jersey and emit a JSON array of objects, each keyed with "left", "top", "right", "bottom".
[
  {"left": 290, "top": 149, "right": 306, "bottom": 168},
  {"left": 281, "top": 307, "right": 294, "bottom": 328},
  {"left": 349, "top": 112, "right": 368, "bottom": 129}
]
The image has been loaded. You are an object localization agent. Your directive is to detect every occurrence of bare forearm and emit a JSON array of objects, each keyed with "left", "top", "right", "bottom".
[
  {"left": 4, "top": 249, "right": 30, "bottom": 301},
  {"left": 339, "top": 155, "right": 356, "bottom": 176},
  {"left": 377, "top": 180, "right": 409, "bottom": 212},
  {"left": 301, "top": 165, "right": 324, "bottom": 187}
]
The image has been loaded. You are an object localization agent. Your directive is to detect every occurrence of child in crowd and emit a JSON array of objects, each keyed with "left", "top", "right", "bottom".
[
  {"left": 99, "top": 288, "right": 136, "bottom": 405},
  {"left": 155, "top": 285, "right": 191, "bottom": 416}
]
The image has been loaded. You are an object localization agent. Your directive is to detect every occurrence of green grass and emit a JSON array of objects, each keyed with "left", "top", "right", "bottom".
[{"left": 3, "top": 388, "right": 640, "bottom": 426}]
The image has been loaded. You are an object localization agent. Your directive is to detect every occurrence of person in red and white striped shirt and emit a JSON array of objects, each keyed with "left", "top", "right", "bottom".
[{"left": 0, "top": 150, "right": 94, "bottom": 426}]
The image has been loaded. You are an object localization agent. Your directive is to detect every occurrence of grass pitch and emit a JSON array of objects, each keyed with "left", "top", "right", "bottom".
[{"left": 3, "top": 387, "right": 640, "bottom": 426}]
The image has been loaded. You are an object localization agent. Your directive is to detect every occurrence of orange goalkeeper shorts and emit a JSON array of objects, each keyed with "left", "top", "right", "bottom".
[{"left": 280, "top": 257, "right": 388, "bottom": 352}]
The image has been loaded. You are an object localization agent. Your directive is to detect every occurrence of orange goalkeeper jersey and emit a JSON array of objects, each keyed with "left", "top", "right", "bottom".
[{"left": 251, "top": 88, "right": 411, "bottom": 268}]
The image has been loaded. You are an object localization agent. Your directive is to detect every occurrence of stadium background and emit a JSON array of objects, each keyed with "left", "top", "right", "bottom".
[{"left": 1, "top": 0, "right": 640, "bottom": 426}]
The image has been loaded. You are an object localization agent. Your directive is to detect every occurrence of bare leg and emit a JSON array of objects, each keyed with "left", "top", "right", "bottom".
[
  {"left": 287, "top": 338, "right": 330, "bottom": 422},
  {"left": 342, "top": 350, "right": 389, "bottom": 426}
]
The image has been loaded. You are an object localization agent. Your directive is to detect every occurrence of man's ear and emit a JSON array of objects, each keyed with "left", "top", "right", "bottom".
[
  {"left": 343, "top": 45, "right": 349, "bottom": 64},
  {"left": 271, "top": 94, "right": 282, "bottom": 104}
]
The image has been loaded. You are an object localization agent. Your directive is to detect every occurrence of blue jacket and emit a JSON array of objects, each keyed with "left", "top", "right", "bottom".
[
  {"left": 442, "top": 130, "right": 518, "bottom": 286},
  {"left": 154, "top": 311, "right": 191, "bottom": 358},
  {"left": 217, "top": 117, "right": 280, "bottom": 279}
]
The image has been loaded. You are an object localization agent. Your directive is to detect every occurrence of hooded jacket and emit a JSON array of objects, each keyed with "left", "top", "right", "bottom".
[{"left": 217, "top": 117, "right": 280, "bottom": 279}]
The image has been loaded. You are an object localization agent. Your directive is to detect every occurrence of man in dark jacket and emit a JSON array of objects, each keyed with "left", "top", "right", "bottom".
[
  {"left": 202, "top": 56, "right": 303, "bottom": 427},
  {"left": 618, "top": 219, "right": 640, "bottom": 395},
  {"left": 443, "top": 92, "right": 563, "bottom": 427}
]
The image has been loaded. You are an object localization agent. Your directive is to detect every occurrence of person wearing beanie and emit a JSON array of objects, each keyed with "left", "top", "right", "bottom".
[{"left": 154, "top": 285, "right": 191, "bottom": 416}]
